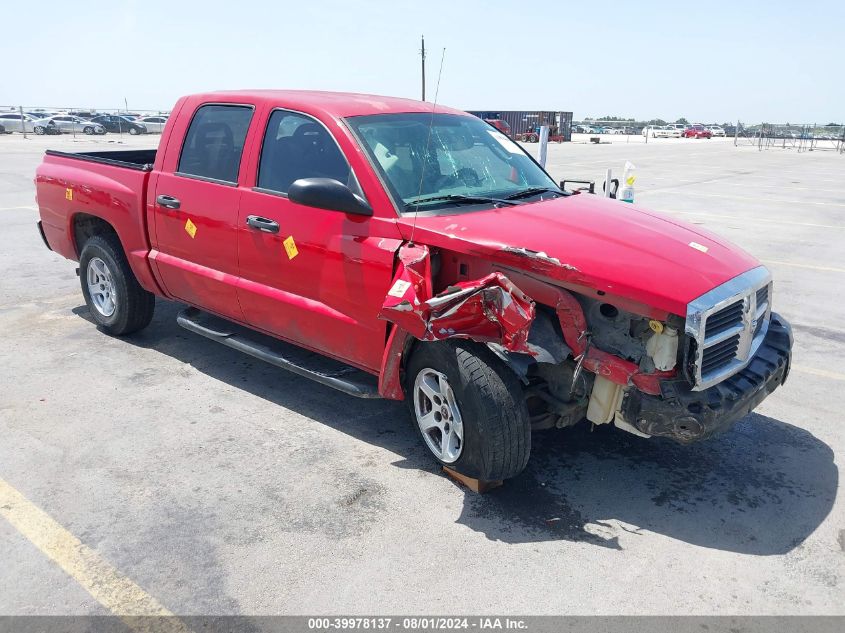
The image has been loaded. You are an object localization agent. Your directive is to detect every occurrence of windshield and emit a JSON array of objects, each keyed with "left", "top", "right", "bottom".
[{"left": 346, "top": 112, "right": 560, "bottom": 213}]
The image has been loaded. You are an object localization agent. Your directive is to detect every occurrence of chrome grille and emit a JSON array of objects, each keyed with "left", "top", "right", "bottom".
[
  {"left": 701, "top": 333, "right": 741, "bottom": 374},
  {"left": 704, "top": 300, "right": 744, "bottom": 338},
  {"left": 685, "top": 267, "right": 772, "bottom": 390}
]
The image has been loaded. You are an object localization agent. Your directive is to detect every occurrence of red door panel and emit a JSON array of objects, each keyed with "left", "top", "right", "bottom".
[
  {"left": 236, "top": 189, "right": 402, "bottom": 371},
  {"left": 151, "top": 175, "right": 244, "bottom": 321}
]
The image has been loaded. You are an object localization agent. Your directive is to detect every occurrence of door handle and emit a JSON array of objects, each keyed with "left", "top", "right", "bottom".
[
  {"left": 246, "top": 215, "right": 280, "bottom": 234},
  {"left": 156, "top": 194, "right": 181, "bottom": 210}
]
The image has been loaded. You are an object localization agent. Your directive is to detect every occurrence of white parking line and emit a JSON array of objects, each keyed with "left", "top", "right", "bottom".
[
  {"left": 663, "top": 210, "right": 845, "bottom": 230},
  {"left": 761, "top": 259, "right": 845, "bottom": 273},
  {"left": 641, "top": 189, "right": 845, "bottom": 207}
]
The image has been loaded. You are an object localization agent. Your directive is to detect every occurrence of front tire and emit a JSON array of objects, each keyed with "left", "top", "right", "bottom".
[
  {"left": 83, "top": 126, "right": 94, "bottom": 135},
  {"left": 79, "top": 234, "right": 155, "bottom": 335},
  {"left": 406, "top": 341, "right": 531, "bottom": 481},
  {"left": 129, "top": 127, "right": 139, "bottom": 135}
]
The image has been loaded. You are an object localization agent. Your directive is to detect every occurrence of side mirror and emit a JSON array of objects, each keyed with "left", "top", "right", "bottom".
[{"left": 288, "top": 178, "right": 373, "bottom": 216}]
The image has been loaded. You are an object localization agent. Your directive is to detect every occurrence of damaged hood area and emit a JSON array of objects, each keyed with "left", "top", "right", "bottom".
[{"left": 399, "top": 194, "right": 761, "bottom": 316}]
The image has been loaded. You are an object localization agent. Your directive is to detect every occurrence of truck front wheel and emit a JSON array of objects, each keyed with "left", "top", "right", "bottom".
[
  {"left": 406, "top": 341, "right": 531, "bottom": 481},
  {"left": 79, "top": 234, "right": 155, "bottom": 335}
]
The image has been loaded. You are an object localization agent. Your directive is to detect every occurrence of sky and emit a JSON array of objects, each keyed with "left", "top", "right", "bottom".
[{"left": 2, "top": 0, "right": 843, "bottom": 124}]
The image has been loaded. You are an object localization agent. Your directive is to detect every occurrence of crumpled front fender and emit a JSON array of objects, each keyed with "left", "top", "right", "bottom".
[{"left": 376, "top": 243, "right": 536, "bottom": 399}]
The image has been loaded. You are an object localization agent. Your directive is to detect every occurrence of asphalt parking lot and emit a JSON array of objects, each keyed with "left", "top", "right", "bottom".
[{"left": 0, "top": 132, "right": 843, "bottom": 616}]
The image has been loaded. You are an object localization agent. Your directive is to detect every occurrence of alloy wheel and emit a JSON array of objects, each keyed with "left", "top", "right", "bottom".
[
  {"left": 86, "top": 257, "right": 117, "bottom": 317},
  {"left": 413, "top": 368, "right": 464, "bottom": 463}
]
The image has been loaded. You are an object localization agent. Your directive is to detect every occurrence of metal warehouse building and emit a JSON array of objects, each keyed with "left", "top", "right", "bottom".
[{"left": 467, "top": 110, "right": 573, "bottom": 141}]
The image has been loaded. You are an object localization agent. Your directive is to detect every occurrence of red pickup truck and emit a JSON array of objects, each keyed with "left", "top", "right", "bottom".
[{"left": 35, "top": 90, "right": 793, "bottom": 482}]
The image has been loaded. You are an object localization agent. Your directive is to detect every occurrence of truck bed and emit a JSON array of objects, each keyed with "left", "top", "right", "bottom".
[
  {"left": 44, "top": 149, "right": 157, "bottom": 171},
  {"left": 36, "top": 148, "right": 157, "bottom": 288}
]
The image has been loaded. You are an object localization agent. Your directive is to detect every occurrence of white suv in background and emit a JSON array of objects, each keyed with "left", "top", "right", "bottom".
[
  {"left": 709, "top": 125, "right": 726, "bottom": 136},
  {"left": 666, "top": 124, "right": 685, "bottom": 137}
]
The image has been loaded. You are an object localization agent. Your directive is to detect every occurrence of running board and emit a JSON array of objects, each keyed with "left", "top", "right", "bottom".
[{"left": 176, "top": 307, "right": 381, "bottom": 399}]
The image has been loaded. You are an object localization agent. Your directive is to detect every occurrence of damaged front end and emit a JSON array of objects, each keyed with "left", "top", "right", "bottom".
[
  {"left": 377, "top": 243, "right": 793, "bottom": 444},
  {"left": 378, "top": 243, "right": 535, "bottom": 351}
]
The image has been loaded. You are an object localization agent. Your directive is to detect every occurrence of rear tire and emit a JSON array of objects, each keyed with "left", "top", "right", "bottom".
[
  {"left": 406, "top": 341, "right": 531, "bottom": 481},
  {"left": 79, "top": 233, "right": 155, "bottom": 335}
]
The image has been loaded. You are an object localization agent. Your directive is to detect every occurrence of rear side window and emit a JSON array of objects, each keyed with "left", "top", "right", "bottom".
[
  {"left": 178, "top": 105, "right": 253, "bottom": 184},
  {"left": 257, "top": 110, "right": 353, "bottom": 194}
]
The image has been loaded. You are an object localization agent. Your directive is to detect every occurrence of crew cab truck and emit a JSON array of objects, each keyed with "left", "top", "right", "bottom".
[{"left": 35, "top": 91, "right": 793, "bottom": 482}]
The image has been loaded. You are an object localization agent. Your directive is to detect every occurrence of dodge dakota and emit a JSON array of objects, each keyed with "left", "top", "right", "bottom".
[{"left": 35, "top": 90, "right": 793, "bottom": 481}]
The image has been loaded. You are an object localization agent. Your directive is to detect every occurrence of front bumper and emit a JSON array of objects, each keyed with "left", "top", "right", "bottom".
[{"left": 621, "top": 313, "right": 793, "bottom": 442}]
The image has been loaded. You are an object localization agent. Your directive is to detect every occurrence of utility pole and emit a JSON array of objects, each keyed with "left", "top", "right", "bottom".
[{"left": 420, "top": 35, "right": 426, "bottom": 101}]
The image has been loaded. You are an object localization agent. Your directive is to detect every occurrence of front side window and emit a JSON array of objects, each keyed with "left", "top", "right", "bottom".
[
  {"left": 257, "top": 110, "right": 353, "bottom": 194},
  {"left": 178, "top": 105, "right": 253, "bottom": 183},
  {"left": 346, "top": 112, "right": 558, "bottom": 213}
]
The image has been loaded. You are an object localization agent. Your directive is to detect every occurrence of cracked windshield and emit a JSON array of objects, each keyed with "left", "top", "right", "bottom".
[{"left": 348, "top": 112, "right": 560, "bottom": 212}]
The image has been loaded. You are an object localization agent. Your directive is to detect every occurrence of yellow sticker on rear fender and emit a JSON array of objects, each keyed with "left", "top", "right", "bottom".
[
  {"left": 184, "top": 218, "right": 197, "bottom": 238},
  {"left": 283, "top": 236, "right": 298, "bottom": 260},
  {"left": 65, "top": 187, "right": 73, "bottom": 201}
]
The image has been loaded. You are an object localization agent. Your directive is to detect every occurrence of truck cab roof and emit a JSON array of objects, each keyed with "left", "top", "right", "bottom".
[{"left": 191, "top": 90, "right": 467, "bottom": 119}]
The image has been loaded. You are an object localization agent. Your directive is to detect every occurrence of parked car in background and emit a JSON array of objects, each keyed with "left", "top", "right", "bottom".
[
  {"left": 643, "top": 125, "right": 673, "bottom": 138},
  {"left": 135, "top": 116, "right": 168, "bottom": 133},
  {"left": 683, "top": 124, "right": 712, "bottom": 139},
  {"left": 574, "top": 124, "right": 596, "bottom": 134},
  {"left": 32, "top": 119, "right": 62, "bottom": 135},
  {"left": 709, "top": 125, "right": 726, "bottom": 137},
  {"left": 36, "top": 115, "right": 106, "bottom": 135},
  {"left": 0, "top": 123, "right": 4, "bottom": 134},
  {"left": 0, "top": 112, "right": 41, "bottom": 133},
  {"left": 90, "top": 115, "right": 147, "bottom": 135}
]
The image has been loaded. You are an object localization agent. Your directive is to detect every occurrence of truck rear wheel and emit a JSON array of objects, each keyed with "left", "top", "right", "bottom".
[
  {"left": 406, "top": 341, "right": 531, "bottom": 481},
  {"left": 79, "top": 234, "right": 155, "bottom": 335}
]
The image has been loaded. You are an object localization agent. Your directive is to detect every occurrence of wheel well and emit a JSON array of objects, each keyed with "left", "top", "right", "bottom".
[{"left": 72, "top": 213, "right": 118, "bottom": 258}]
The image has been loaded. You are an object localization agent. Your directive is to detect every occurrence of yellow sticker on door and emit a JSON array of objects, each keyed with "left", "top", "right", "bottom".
[
  {"left": 184, "top": 218, "right": 197, "bottom": 238},
  {"left": 283, "top": 236, "right": 299, "bottom": 260},
  {"left": 65, "top": 187, "right": 73, "bottom": 201}
]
